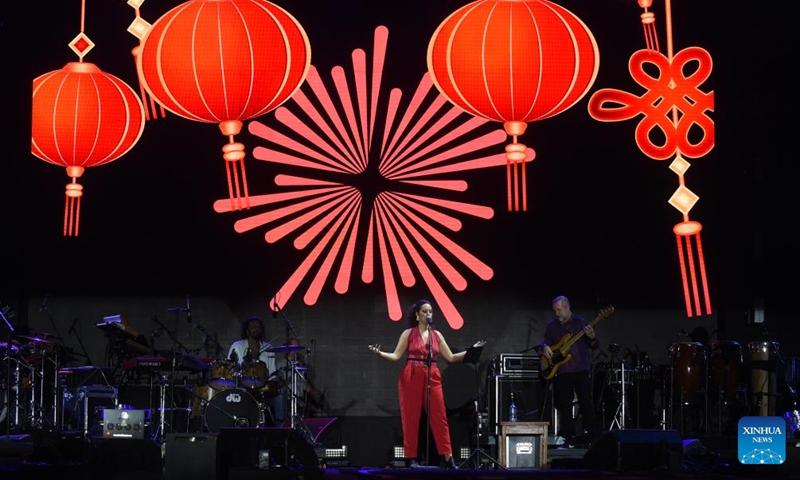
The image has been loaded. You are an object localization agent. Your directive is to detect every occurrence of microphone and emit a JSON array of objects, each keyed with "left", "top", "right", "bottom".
[
  {"left": 68, "top": 317, "right": 78, "bottom": 335},
  {"left": 186, "top": 295, "right": 192, "bottom": 323},
  {"left": 426, "top": 314, "right": 433, "bottom": 325},
  {"left": 39, "top": 295, "right": 49, "bottom": 313}
]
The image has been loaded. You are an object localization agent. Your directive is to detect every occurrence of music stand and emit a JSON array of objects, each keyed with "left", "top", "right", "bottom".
[{"left": 458, "top": 345, "right": 504, "bottom": 469}]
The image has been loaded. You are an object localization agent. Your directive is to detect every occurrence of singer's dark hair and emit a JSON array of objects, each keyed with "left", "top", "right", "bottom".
[
  {"left": 241, "top": 316, "right": 264, "bottom": 339},
  {"left": 405, "top": 298, "right": 432, "bottom": 327}
]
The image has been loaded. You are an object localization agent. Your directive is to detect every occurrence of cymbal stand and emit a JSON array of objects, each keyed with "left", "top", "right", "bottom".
[
  {"left": 287, "top": 363, "right": 316, "bottom": 444},
  {"left": 609, "top": 361, "right": 628, "bottom": 430},
  {"left": 0, "top": 306, "right": 20, "bottom": 439},
  {"left": 26, "top": 347, "right": 42, "bottom": 429},
  {"left": 3, "top": 351, "right": 25, "bottom": 430},
  {"left": 154, "top": 372, "right": 169, "bottom": 444},
  {"left": 13, "top": 357, "right": 26, "bottom": 429},
  {"left": 272, "top": 296, "right": 313, "bottom": 439}
]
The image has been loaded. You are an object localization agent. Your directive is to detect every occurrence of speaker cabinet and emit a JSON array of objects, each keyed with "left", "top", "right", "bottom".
[
  {"left": 164, "top": 433, "right": 219, "bottom": 480},
  {"left": 583, "top": 429, "right": 682, "bottom": 472},
  {"left": 487, "top": 376, "right": 542, "bottom": 435},
  {"left": 217, "top": 427, "right": 320, "bottom": 478}
]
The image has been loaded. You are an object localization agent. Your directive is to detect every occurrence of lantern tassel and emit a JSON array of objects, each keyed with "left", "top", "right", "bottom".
[
  {"left": 674, "top": 220, "right": 712, "bottom": 317},
  {"left": 638, "top": 0, "right": 660, "bottom": 52},
  {"left": 503, "top": 122, "right": 529, "bottom": 212},
  {"left": 64, "top": 177, "right": 84, "bottom": 237},
  {"left": 131, "top": 46, "right": 166, "bottom": 121},
  {"left": 220, "top": 120, "right": 250, "bottom": 211}
]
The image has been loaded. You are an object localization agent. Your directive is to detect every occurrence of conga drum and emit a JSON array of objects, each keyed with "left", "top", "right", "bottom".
[
  {"left": 710, "top": 341, "right": 743, "bottom": 405},
  {"left": 669, "top": 342, "right": 707, "bottom": 404},
  {"left": 747, "top": 341, "right": 779, "bottom": 416}
]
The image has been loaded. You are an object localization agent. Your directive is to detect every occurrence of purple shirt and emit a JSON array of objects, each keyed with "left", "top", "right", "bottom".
[{"left": 543, "top": 314, "right": 599, "bottom": 374}]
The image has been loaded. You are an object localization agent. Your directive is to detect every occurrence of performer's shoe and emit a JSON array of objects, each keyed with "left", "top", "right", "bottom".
[
  {"left": 441, "top": 456, "right": 458, "bottom": 470},
  {"left": 408, "top": 458, "right": 420, "bottom": 468}
]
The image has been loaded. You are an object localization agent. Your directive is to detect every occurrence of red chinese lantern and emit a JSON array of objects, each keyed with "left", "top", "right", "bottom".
[
  {"left": 32, "top": 62, "right": 145, "bottom": 236},
  {"left": 428, "top": 0, "right": 599, "bottom": 211},
  {"left": 136, "top": 0, "right": 311, "bottom": 211}
]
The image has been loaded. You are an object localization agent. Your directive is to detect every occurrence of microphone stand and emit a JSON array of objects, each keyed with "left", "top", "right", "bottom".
[{"left": 425, "top": 320, "right": 433, "bottom": 467}]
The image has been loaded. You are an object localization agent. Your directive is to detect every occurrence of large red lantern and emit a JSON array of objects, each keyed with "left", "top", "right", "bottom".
[
  {"left": 32, "top": 62, "right": 146, "bottom": 236},
  {"left": 136, "top": 0, "right": 311, "bottom": 211},
  {"left": 428, "top": 0, "right": 599, "bottom": 211}
]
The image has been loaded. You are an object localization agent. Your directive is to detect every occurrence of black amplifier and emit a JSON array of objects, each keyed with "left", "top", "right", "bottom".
[{"left": 491, "top": 354, "right": 539, "bottom": 378}]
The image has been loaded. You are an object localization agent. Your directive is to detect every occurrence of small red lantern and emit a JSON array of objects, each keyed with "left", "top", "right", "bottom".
[
  {"left": 32, "top": 62, "right": 145, "bottom": 236},
  {"left": 428, "top": 0, "right": 599, "bottom": 211},
  {"left": 136, "top": 0, "right": 311, "bottom": 211}
]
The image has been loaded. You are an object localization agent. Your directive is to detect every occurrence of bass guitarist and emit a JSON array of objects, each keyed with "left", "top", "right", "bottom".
[{"left": 540, "top": 295, "right": 599, "bottom": 448}]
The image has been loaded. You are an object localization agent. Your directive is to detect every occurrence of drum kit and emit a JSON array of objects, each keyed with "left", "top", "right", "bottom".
[
  {"left": 1, "top": 331, "right": 62, "bottom": 431},
  {"left": 592, "top": 339, "right": 788, "bottom": 435},
  {"left": 189, "top": 343, "right": 310, "bottom": 434}
]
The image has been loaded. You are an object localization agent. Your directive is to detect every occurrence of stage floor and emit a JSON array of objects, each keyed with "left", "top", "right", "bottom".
[{"left": 2, "top": 432, "right": 800, "bottom": 480}]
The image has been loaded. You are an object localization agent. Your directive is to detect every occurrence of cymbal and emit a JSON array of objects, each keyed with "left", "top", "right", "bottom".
[
  {"left": 18, "top": 335, "right": 51, "bottom": 344},
  {"left": 21, "top": 331, "right": 61, "bottom": 341},
  {"left": 0, "top": 342, "right": 19, "bottom": 351},
  {"left": 266, "top": 344, "right": 305, "bottom": 353}
]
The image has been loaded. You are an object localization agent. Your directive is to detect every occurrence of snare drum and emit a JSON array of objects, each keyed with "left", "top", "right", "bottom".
[
  {"left": 240, "top": 360, "right": 267, "bottom": 389},
  {"left": 669, "top": 342, "right": 707, "bottom": 404},
  {"left": 209, "top": 359, "right": 238, "bottom": 390},
  {"left": 204, "top": 388, "right": 262, "bottom": 432},
  {"left": 747, "top": 341, "right": 779, "bottom": 416},
  {"left": 710, "top": 341, "right": 743, "bottom": 404}
]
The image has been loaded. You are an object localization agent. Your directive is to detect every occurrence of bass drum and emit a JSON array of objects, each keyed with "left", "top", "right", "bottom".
[{"left": 204, "top": 389, "right": 262, "bottom": 433}]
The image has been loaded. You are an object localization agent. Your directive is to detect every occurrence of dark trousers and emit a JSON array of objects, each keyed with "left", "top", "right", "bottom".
[{"left": 554, "top": 370, "right": 596, "bottom": 440}]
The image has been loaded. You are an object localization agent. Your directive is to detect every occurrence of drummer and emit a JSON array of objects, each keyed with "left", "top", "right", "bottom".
[{"left": 227, "top": 316, "right": 286, "bottom": 425}]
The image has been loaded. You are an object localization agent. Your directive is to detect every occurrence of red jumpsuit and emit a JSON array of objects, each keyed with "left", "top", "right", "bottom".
[{"left": 398, "top": 326, "right": 452, "bottom": 459}]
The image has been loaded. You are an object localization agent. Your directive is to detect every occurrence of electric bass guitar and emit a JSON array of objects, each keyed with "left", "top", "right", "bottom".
[{"left": 540, "top": 305, "right": 615, "bottom": 381}]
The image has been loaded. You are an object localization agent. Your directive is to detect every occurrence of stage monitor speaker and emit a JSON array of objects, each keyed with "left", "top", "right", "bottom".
[
  {"left": 583, "top": 429, "right": 682, "bottom": 472},
  {"left": 217, "top": 427, "right": 320, "bottom": 478},
  {"left": 164, "top": 433, "right": 219, "bottom": 480},
  {"left": 487, "top": 376, "right": 542, "bottom": 435}
]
